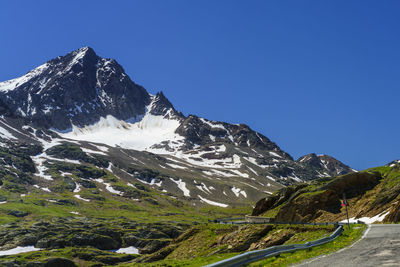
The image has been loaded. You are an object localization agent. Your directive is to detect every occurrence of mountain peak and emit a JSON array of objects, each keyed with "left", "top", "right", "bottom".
[
  {"left": 0, "top": 47, "right": 150, "bottom": 130},
  {"left": 58, "top": 46, "right": 99, "bottom": 74},
  {"left": 70, "top": 46, "right": 97, "bottom": 58},
  {"left": 77, "top": 46, "right": 93, "bottom": 52},
  {"left": 149, "top": 92, "right": 184, "bottom": 120}
]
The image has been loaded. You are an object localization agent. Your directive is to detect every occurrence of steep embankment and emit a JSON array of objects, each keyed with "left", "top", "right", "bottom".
[
  {"left": 252, "top": 162, "right": 400, "bottom": 223},
  {"left": 133, "top": 223, "right": 336, "bottom": 265}
]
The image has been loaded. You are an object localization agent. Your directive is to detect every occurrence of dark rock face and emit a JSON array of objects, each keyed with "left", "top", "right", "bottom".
[
  {"left": 149, "top": 92, "right": 184, "bottom": 119},
  {"left": 251, "top": 184, "right": 308, "bottom": 216},
  {"left": 0, "top": 47, "right": 150, "bottom": 130},
  {"left": 0, "top": 99, "right": 15, "bottom": 117},
  {"left": 275, "top": 189, "right": 340, "bottom": 222},
  {"left": 321, "top": 171, "right": 382, "bottom": 198}
]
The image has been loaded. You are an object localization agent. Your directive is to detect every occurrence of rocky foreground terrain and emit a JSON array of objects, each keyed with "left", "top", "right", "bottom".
[{"left": 252, "top": 161, "right": 400, "bottom": 224}]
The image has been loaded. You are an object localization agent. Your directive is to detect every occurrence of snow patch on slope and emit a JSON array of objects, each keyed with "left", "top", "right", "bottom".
[
  {"left": 81, "top": 147, "right": 107, "bottom": 155},
  {"left": 137, "top": 178, "right": 162, "bottom": 187},
  {"left": 115, "top": 246, "right": 139, "bottom": 254},
  {"left": 94, "top": 178, "right": 123, "bottom": 196},
  {"left": 59, "top": 97, "right": 183, "bottom": 151},
  {"left": 341, "top": 210, "right": 391, "bottom": 224},
  {"left": 74, "top": 195, "right": 90, "bottom": 202},
  {"left": 231, "top": 187, "right": 247, "bottom": 198},
  {"left": 196, "top": 182, "right": 213, "bottom": 194},
  {"left": 166, "top": 163, "right": 187, "bottom": 169},
  {"left": 170, "top": 178, "right": 190, "bottom": 197},
  {"left": 0, "top": 246, "right": 41, "bottom": 256},
  {"left": 0, "top": 126, "right": 16, "bottom": 140},
  {"left": 199, "top": 118, "right": 227, "bottom": 131},
  {"left": 31, "top": 155, "right": 53, "bottom": 181},
  {"left": 198, "top": 195, "right": 228, "bottom": 208}
]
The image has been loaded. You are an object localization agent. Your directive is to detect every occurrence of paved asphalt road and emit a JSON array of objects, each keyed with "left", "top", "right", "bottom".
[{"left": 297, "top": 224, "right": 400, "bottom": 267}]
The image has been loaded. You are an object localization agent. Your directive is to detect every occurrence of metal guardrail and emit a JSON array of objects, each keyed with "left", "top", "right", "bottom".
[
  {"left": 215, "top": 220, "right": 339, "bottom": 226},
  {"left": 204, "top": 224, "right": 344, "bottom": 267},
  {"left": 211, "top": 217, "right": 365, "bottom": 226}
]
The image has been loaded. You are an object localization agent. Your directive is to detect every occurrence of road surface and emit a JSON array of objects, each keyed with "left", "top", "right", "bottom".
[{"left": 297, "top": 224, "right": 400, "bottom": 267}]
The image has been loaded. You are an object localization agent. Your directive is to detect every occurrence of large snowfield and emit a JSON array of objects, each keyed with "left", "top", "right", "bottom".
[{"left": 60, "top": 106, "right": 183, "bottom": 151}]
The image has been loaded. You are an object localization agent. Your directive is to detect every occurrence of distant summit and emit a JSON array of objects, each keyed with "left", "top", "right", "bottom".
[{"left": 297, "top": 153, "right": 354, "bottom": 177}]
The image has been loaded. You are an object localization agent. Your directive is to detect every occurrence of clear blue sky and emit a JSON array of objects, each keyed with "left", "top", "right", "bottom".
[{"left": 1, "top": 1, "right": 399, "bottom": 170}]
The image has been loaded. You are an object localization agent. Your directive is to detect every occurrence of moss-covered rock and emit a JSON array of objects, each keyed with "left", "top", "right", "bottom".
[{"left": 7, "top": 210, "right": 29, "bottom": 217}]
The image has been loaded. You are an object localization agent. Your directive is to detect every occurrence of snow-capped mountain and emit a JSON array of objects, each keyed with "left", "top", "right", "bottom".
[
  {"left": 0, "top": 47, "right": 354, "bottom": 207},
  {"left": 0, "top": 47, "right": 150, "bottom": 130}
]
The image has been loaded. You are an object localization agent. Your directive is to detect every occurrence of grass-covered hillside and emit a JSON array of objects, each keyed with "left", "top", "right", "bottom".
[
  {"left": 0, "top": 138, "right": 255, "bottom": 266},
  {"left": 0, "top": 133, "right": 363, "bottom": 266},
  {"left": 252, "top": 162, "right": 400, "bottom": 223},
  {"left": 0, "top": 118, "right": 366, "bottom": 266},
  {"left": 0, "top": 222, "right": 343, "bottom": 266}
]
